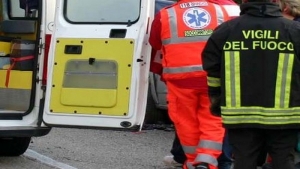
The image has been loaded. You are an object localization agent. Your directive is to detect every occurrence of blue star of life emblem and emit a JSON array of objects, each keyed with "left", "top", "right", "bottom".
[{"left": 183, "top": 8, "right": 211, "bottom": 29}]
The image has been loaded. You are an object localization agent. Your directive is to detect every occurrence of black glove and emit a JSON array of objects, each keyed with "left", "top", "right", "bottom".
[{"left": 210, "top": 96, "right": 221, "bottom": 117}]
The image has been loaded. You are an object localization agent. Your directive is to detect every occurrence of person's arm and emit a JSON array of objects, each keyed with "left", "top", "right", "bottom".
[
  {"left": 290, "top": 22, "right": 300, "bottom": 58},
  {"left": 149, "top": 13, "right": 162, "bottom": 51},
  {"left": 202, "top": 22, "right": 230, "bottom": 116},
  {"left": 149, "top": 13, "right": 163, "bottom": 75}
]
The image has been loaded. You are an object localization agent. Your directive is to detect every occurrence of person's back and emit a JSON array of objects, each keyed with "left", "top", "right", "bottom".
[
  {"left": 159, "top": 0, "right": 230, "bottom": 82},
  {"left": 202, "top": 1, "right": 300, "bottom": 169},
  {"left": 260, "top": 0, "right": 300, "bottom": 167},
  {"left": 211, "top": 3, "right": 300, "bottom": 125}
]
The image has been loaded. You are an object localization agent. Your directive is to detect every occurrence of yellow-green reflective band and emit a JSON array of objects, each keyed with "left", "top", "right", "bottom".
[
  {"left": 207, "top": 77, "right": 220, "bottom": 87},
  {"left": 222, "top": 115, "right": 300, "bottom": 125},
  {"left": 225, "top": 51, "right": 241, "bottom": 108},
  {"left": 275, "top": 53, "right": 294, "bottom": 108},
  {"left": 221, "top": 106, "right": 300, "bottom": 115}
]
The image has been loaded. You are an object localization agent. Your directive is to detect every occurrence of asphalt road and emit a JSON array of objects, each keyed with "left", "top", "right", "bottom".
[
  {"left": 27, "top": 128, "right": 175, "bottom": 169},
  {"left": 2, "top": 127, "right": 299, "bottom": 169}
]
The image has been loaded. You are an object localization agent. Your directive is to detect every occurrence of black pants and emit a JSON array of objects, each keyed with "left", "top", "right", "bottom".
[
  {"left": 228, "top": 128, "right": 298, "bottom": 169},
  {"left": 171, "top": 132, "right": 186, "bottom": 164}
]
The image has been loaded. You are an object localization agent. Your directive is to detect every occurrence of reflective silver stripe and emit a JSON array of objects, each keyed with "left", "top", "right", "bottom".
[
  {"left": 213, "top": 4, "right": 225, "bottom": 26},
  {"left": 168, "top": 7, "right": 178, "bottom": 40},
  {"left": 161, "top": 7, "right": 211, "bottom": 45},
  {"left": 182, "top": 145, "right": 196, "bottom": 154},
  {"left": 199, "top": 140, "right": 222, "bottom": 151},
  {"left": 275, "top": 53, "right": 294, "bottom": 108},
  {"left": 225, "top": 51, "right": 241, "bottom": 108},
  {"left": 163, "top": 65, "right": 204, "bottom": 74},
  {"left": 195, "top": 154, "right": 218, "bottom": 166},
  {"left": 187, "top": 162, "right": 195, "bottom": 169},
  {"left": 230, "top": 51, "right": 237, "bottom": 107},
  {"left": 279, "top": 53, "right": 289, "bottom": 108},
  {"left": 162, "top": 36, "right": 209, "bottom": 45}
]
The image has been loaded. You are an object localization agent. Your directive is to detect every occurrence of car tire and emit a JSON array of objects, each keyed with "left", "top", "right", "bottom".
[
  {"left": 145, "top": 88, "right": 169, "bottom": 124},
  {"left": 0, "top": 137, "right": 31, "bottom": 156}
]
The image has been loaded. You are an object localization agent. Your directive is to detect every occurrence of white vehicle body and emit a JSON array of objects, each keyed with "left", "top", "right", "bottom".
[{"left": 0, "top": 0, "right": 155, "bottom": 156}]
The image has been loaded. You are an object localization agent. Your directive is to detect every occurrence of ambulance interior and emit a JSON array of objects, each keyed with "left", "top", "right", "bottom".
[{"left": 0, "top": 0, "right": 40, "bottom": 118}]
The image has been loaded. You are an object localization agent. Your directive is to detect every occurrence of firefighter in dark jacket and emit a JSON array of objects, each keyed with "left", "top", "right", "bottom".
[{"left": 201, "top": 0, "right": 300, "bottom": 169}]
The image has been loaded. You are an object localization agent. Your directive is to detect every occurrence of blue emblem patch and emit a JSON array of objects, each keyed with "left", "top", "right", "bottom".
[{"left": 183, "top": 8, "right": 211, "bottom": 29}]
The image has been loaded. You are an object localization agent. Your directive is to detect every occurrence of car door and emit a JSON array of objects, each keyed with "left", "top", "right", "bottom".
[{"left": 43, "top": 0, "right": 154, "bottom": 130}]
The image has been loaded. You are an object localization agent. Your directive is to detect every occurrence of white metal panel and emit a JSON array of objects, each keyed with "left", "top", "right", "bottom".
[{"left": 43, "top": 0, "right": 154, "bottom": 130}]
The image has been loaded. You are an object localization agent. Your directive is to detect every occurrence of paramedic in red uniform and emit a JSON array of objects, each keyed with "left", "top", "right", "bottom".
[{"left": 149, "top": 0, "right": 231, "bottom": 168}]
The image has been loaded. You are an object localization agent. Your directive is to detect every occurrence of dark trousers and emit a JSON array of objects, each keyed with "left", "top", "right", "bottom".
[
  {"left": 228, "top": 128, "right": 298, "bottom": 169},
  {"left": 171, "top": 131, "right": 233, "bottom": 169},
  {"left": 171, "top": 132, "right": 186, "bottom": 164},
  {"left": 218, "top": 131, "right": 233, "bottom": 169}
]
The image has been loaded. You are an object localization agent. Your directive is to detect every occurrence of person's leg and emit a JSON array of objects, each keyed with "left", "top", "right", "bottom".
[
  {"left": 171, "top": 131, "right": 186, "bottom": 164},
  {"left": 194, "top": 89, "right": 225, "bottom": 169},
  {"left": 228, "top": 128, "right": 265, "bottom": 169},
  {"left": 266, "top": 129, "right": 298, "bottom": 169},
  {"left": 218, "top": 131, "right": 233, "bottom": 169},
  {"left": 166, "top": 82, "right": 200, "bottom": 169}
]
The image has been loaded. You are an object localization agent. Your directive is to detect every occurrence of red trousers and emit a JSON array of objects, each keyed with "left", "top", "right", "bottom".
[{"left": 166, "top": 81, "right": 225, "bottom": 169}]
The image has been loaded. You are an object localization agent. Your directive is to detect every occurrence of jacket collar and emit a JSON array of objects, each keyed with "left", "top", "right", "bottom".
[{"left": 240, "top": 2, "right": 283, "bottom": 17}]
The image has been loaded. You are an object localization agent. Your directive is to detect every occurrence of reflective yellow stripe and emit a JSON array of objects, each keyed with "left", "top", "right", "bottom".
[
  {"left": 225, "top": 51, "right": 241, "bottom": 108},
  {"left": 221, "top": 106, "right": 300, "bottom": 115},
  {"left": 222, "top": 105, "right": 300, "bottom": 125},
  {"left": 207, "top": 77, "right": 220, "bottom": 87},
  {"left": 222, "top": 115, "right": 300, "bottom": 125},
  {"left": 275, "top": 53, "right": 294, "bottom": 108}
]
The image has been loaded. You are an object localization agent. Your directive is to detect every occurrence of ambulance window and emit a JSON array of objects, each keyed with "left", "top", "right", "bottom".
[
  {"left": 8, "top": 0, "right": 38, "bottom": 18},
  {"left": 64, "top": 0, "right": 140, "bottom": 24}
]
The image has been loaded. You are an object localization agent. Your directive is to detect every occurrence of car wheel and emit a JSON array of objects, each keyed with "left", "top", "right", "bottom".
[
  {"left": 0, "top": 137, "right": 31, "bottom": 156},
  {"left": 145, "top": 88, "right": 169, "bottom": 124}
]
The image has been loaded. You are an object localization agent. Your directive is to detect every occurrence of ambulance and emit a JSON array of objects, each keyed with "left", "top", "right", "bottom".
[{"left": 0, "top": 0, "right": 164, "bottom": 156}]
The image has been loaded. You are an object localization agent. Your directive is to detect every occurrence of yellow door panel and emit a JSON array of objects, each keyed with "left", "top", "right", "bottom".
[
  {"left": 60, "top": 88, "right": 117, "bottom": 107},
  {"left": 0, "top": 70, "right": 32, "bottom": 89},
  {"left": 0, "top": 41, "right": 11, "bottom": 56},
  {"left": 49, "top": 38, "right": 134, "bottom": 116}
]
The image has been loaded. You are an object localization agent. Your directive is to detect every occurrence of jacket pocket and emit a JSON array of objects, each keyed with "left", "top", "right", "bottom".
[{"left": 167, "top": 95, "right": 179, "bottom": 125}]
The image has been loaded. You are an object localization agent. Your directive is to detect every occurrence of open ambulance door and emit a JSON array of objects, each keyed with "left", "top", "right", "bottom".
[
  {"left": 0, "top": 0, "right": 46, "bottom": 124},
  {"left": 43, "top": 0, "right": 154, "bottom": 130}
]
